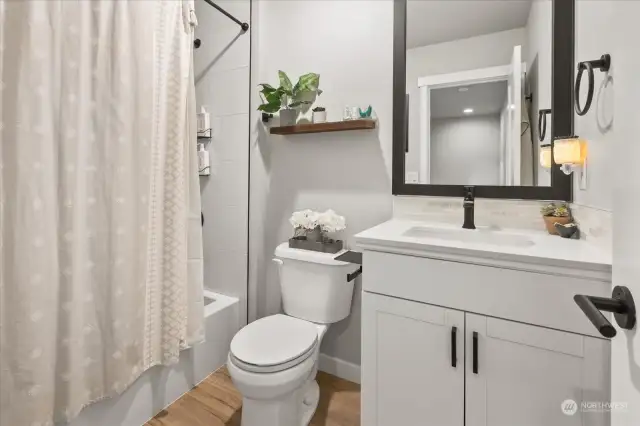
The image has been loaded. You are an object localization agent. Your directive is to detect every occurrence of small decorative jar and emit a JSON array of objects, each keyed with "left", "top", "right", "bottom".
[{"left": 312, "top": 107, "right": 327, "bottom": 124}]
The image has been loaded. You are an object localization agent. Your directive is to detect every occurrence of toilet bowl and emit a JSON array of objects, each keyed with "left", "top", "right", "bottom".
[
  {"left": 226, "top": 243, "right": 359, "bottom": 426},
  {"left": 227, "top": 315, "right": 327, "bottom": 426}
]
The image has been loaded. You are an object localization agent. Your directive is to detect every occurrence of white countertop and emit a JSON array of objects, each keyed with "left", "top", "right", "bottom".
[{"left": 355, "top": 219, "right": 612, "bottom": 277}]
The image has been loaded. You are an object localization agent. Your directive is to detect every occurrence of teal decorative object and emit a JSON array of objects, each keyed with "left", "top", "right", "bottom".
[{"left": 358, "top": 105, "right": 373, "bottom": 118}]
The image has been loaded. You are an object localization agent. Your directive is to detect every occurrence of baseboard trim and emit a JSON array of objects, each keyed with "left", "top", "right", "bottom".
[{"left": 318, "top": 353, "right": 361, "bottom": 384}]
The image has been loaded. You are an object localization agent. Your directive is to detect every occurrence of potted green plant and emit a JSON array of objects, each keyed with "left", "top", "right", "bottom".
[
  {"left": 258, "top": 71, "right": 322, "bottom": 126},
  {"left": 312, "top": 106, "right": 326, "bottom": 123},
  {"left": 540, "top": 203, "right": 572, "bottom": 235}
]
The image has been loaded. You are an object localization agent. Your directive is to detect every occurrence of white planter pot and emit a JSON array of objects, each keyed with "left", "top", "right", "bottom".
[
  {"left": 312, "top": 110, "right": 327, "bottom": 123},
  {"left": 279, "top": 109, "right": 297, "bottom": 126}
]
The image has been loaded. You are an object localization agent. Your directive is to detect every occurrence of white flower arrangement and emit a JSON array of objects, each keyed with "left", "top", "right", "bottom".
[
  {"left": 317, "top": 209, "right": 346, "bottom": 233},
  {"left": 289, "top": 209, "right": 320, "bottom": 230},
  {"left": 289, "top": 209, "right": 346, "bottom": 233}
]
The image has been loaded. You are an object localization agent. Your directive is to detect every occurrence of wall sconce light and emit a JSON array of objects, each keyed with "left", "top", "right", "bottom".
[
  {"left": 539, "top": 145, "right": 552, "bottom": 169},
  {"left": 553, "top": 136, "right": 588, "bottom": 175}
]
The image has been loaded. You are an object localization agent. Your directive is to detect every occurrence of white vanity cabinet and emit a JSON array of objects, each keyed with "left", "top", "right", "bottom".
[
  {"left": 363, "top": 292, "right": 610, "bottom": 426},
  {"left": 357, "top": 220, "right": 613, "bottom": 426},
  {"left": 465, "top": 313, "right": 610, "bottom": 426},
  {"left": 362, "top": 293, "right": 464, "bottom": 426}
]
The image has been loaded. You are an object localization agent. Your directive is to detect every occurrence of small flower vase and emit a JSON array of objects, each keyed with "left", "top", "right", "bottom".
[{"left": 305, "top": 226, "right": 323, "bottom": 242}]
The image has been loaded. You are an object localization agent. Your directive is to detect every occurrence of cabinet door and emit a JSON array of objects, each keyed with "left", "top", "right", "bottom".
[
  {"left": 466, "top": 314, "right": 611, "bottom": 426},
  {"left": 362, "top": 292, "right": 464, "bottom": 426}
]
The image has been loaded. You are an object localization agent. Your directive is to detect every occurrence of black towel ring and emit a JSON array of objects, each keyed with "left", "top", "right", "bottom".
[
  {"left": 538, "top": 109, "right": 552, "bottom": 142},
  {"left": 575, "top": 54, "right": 611, "bottom": 116}
]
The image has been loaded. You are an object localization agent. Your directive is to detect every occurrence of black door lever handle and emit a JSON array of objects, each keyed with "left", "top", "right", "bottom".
[{"left": 574, "top": 286, "right": 636, "bottom": 338}]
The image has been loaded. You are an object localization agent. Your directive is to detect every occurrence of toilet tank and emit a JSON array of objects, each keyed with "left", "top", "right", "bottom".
[{"left": 274, "top": 243, "right": 359, "bottom": 324}]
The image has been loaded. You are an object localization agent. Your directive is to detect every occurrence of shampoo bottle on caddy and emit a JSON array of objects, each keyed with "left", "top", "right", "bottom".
[{"left": 198, "top": 143, "right": 210, "bottom": 176}]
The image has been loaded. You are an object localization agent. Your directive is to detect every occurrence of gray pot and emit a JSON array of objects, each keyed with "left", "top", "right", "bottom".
[
  {"left": 293, "top": 227, "right": 307, "bottom": 238},
  {"left": 305, "top": 226, "right": 323, "bottom": 242},
  {"left": 279, "top": 109, "right": 297, "bottom": 126}
]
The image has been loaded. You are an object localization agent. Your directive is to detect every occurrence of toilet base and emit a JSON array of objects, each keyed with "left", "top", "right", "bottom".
[
  {"left": 240, "top": 379, "right": 320, "bottom": 426},
  {"left": 301, "top": 380, "right": 320, "bottom": 425}
]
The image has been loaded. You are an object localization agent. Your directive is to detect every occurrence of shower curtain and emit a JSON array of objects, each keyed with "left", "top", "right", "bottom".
[{"left": 0, "top": 1, "right": 204, "bottom": 425}]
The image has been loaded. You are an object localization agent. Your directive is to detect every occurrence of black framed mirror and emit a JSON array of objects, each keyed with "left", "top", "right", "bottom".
[{"left": 392, "top": 0, "right": 573, "bottom": 201}]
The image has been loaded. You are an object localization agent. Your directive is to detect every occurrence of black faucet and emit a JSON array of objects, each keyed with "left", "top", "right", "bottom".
[{"left": 463, "top": 186, "right": 476, "bottom": 229}]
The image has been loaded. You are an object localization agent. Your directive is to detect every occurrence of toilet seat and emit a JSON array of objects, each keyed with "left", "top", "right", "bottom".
[{"left": 230, "top": 314, "right": 319, "bottom": 374}]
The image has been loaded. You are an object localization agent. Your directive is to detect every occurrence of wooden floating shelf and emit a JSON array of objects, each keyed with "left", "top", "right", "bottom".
[{"left": 270, "top": 119, "right": 376, "bottom": 135}]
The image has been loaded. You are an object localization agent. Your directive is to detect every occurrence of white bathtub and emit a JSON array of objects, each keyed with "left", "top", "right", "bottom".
[{"left": 68, "top": 290, "right": 240, "bottom": 426}]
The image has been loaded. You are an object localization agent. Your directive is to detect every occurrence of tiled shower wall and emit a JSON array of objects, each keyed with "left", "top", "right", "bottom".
[{"left": 194, "top": 0, "right": 250, "bottom": 325}]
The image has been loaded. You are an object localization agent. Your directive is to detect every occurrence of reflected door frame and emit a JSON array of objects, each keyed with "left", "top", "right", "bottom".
[{"left": 418, "top": 63, "right": 523, "bottom": 185}]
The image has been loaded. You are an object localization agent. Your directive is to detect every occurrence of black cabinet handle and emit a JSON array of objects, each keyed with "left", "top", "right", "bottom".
[
  {"left": 472, "top": 331, "right": 479, "bottom": 374},
  {"left": 451, "top": 326, "right": 457, "bottom": 368}
]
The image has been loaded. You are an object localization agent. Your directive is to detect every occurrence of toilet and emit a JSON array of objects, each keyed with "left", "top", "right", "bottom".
[{"left": 226, "top": 242, "right": 359, "bottom": 426}]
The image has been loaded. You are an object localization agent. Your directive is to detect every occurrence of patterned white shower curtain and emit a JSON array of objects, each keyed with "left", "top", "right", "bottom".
[{"left": 0, "top": 1, "right": 204, "bottom": 425}]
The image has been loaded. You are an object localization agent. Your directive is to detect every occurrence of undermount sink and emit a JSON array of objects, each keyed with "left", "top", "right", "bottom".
[{"left": 402, "top": 226, "right": 535, "bottom": 248}]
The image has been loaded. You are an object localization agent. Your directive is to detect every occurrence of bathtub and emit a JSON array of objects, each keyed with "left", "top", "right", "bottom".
[
  {"left": 68, "top": 290, "right": 240, "bottom": 426},
  {"left": 204, "top": 289, "right": 238, "bottom": 317}
]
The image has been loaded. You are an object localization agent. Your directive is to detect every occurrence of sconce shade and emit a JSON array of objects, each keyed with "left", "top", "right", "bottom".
[
  {"left": 539, "top": 146, "right": 552, "bottom": 169},
  {"left": 553, "top": 137, "right": 588, "bottom": 165}
]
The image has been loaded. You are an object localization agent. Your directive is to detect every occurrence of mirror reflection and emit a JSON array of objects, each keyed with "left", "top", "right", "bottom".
[{"left": 405, "top": 0, "right": 552, "bottom": 187}]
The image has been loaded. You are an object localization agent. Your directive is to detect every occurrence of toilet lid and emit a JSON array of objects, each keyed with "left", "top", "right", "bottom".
[{"left": 230, "top": 314, "right": 319, "bottom": 368}]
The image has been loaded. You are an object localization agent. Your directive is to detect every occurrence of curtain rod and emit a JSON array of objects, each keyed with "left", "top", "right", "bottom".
[
  {"left": 194, "top": 0, "right": 249, "bottom": 49},
  {"left": 204, "top": 0, "right": 249, "bottom": 31}
]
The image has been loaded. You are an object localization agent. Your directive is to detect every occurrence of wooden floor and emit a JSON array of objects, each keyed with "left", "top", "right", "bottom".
[{"left": 145, "top": 367, "right": 361, "bottom": 426}]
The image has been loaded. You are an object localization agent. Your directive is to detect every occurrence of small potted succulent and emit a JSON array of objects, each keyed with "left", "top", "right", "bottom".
[
  {"left": 289, "top": 209, "right": 346, "bottom": 253},
  {"left": 312, "top": 106, "right": 327, "bottom": 123},
  {"left": 540, "top": 203, "right": 572, "bottom": 235},
  {"left": 258, "top": 71, "right": 322, "bottom": 126}
]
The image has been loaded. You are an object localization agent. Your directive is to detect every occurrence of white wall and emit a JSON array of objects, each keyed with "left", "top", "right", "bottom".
[
  {"left": 194, "top": 0, "right": 250, "bottom": 324},
  {"left": 525, "top": 0, "right": 553, "bottom": 186},
  {"left": 246, "top": 0, "right": 619, "bottom": 373},
  {"left": 430, "top": 115, "right": 502, "bottom": 185},
  {"left": 526, "top": 0, "right": 616, "bottom": 214},
  {"left": 573, "top": 0, "right": 614, "bottom": 212},
  {"left": 249, "top": 0, "right": 394, "bottom": 367},
  {"left": 406, "top": 28, "right": 527, "bottom": 176}
]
